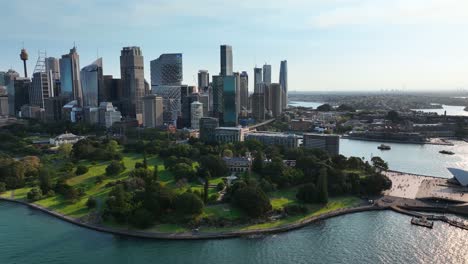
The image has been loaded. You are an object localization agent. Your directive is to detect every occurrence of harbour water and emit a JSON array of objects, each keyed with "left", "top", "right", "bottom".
[
  {"left": 0, "top": 202, "right": 467, "bottom": 264},
  {"left": 411, "top": 104, "right": 468, "bottom": 116},
  {"left": 341, "top": 139, "right": 468, "bottom": 178}
]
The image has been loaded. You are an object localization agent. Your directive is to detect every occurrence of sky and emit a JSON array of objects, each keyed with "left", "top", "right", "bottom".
[{"left": 2, "top": 0, "right": 468, "bottom": 91}]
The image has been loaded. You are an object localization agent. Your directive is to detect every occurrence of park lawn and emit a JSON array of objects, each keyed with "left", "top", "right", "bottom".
[
  {"left": 144, "top": 224, "right": 189, "bottom": 233},
  {"left": 203, "top": 204, "right": 244, "bottom": 220},
  {"left": 269, "top": 188, "right": 299, "bottom": 210},
  {"left": 0, "top": 187, "right": 32, "bottom": 200},
  {"left": 34, "top": 153, "right": 173, "bottom": 218},
  {"left": 241, "top": 196, "right": 362, "bottom": 231}
]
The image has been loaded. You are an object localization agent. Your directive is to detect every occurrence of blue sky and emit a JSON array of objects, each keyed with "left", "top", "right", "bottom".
[{"left": 2, "top": 0, "right": 468, "bottom": 91}]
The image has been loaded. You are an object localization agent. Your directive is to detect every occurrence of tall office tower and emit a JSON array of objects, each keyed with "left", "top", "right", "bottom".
[
  {"left": 144, "top": 80, "right": 150, "bottom": 95},
  {"left": 6, "top": 70, "right": 30, "bottom": 116},
  {"left": 263, "top": 84, "right": 271, "bottom": 111},
  {"left": 0, "top": 71, "right": 6, "bottom": 86},
  {"left": 20, "top": 48, "right": 29, "bottom": 78},
  {"left": 270, "top": 83, "right": 282, "bottom": 118},
  {"left": 303, "top": 134, "right": 340, "bottom": 156},
  {"left": 29, "top": 52, "right": 51, "bottom": 108},
  {"left": 45, "top": 57, "right": 60, "bottom": 97},
  {"left": 120, "top": 47, "right": 145, "bottom": 121},
  {"left": 102, "top": 75, "right": 120, "bottom": 102},
  {"left": 212, "top": 75, "right": 223, "bottom": 119},
  {"left": 263, "top": 64, "right": 272, "bottom": 85},
  {"left": 181, "top": 93, "right": 199, "bottom": 128},
  {"left": 191, "top": 101, "right": 203, "bottom": 129},
  {"left": 222, "top": 76, "right": 237, "bottom": 126},
  {"left": 150, "top": 54, "right": 182, "bottom": 88},
  {"left": 212, "top": 75, "right": 237, "bottom": 126},
  {"left": 142, "top": 95, "right": 164, "bottom": 128},
  {"left": 44, "top": 96, "right": 68, "bottom": 122},
  {"left": 234, "top": 72, "right": 241, "bottom": 115},
  {"left": 220, "top": 45, "right": 233, "bottom": 76},
  {"left": 251, "top": 93, "right": 265, "bottom": 121},
  {"left": 239, "top": 71, "right": 249, "bottom": 111},
  {"left": 152, "top": 85, "right": 190, "bottom": 125},
  {"left": 198, "top": 70, "right": 210, "bottom": 92},
  {"left": 59, "top": 47, "right": 82, "bottom": 104},
  {"left": 198, "top": 93, "right": 209, "bottom": 116},
  {"left": 80, "top": 58, "right": 103, "bottom": 108},
  {"left": 254, "top": 67, "right": 263, "bottom": 85},
  {"left": 199, "top": 117, "right": 219, "bottom": 143},
  {"left": 279, "top": 60, "right": 288, "bottom": 109}
]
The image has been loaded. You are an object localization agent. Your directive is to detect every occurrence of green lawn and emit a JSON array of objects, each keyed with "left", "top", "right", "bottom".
[
  {"left": 0, "top": 187, "right": 32, "bottom": 200},
  {"left": 203, "top": 204, "right": 244, "bottom": 220}
]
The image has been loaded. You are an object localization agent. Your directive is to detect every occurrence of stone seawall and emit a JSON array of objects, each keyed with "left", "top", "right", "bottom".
[{"left": 0, "top": 197, "right": 385, "bottom": 240}]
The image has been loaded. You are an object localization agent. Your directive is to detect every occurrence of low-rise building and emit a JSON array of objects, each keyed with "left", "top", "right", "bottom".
[
  {"left": 215, "top": 127, "right": 245, "bottom": 143},
  {"left": 49, "top": 133, "right": 85, "bottom": 146},
  {"left": 303, "top": 133, "right": 340, "bottom": 156},
  {"left": 245, "top": 132, "right": 299, "bottom": 148},
  {"left": 223, "top": 157, "right": 251, "bottom": 173}
]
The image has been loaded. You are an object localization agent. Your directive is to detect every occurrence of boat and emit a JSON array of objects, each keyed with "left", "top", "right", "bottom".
[
  {"left": 411, "top": 217, "right": 433, "bottom": 228},
  {"left": 377, "top": 144, "right": 391, "bottom": 150},
  {"left": 439, "top": 150, "right": 455, "bottom": 155}
]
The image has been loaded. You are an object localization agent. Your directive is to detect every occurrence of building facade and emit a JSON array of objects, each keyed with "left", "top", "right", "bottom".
[
  {"left": 220, "top": 45, "right": 233, "bottom": 76},
  {"left": 215, "top": 127, "right": 244, "bottom": 143},
  {"left": 150, "top": 54, "right": 183, "bottom": 87},
  {"left": 254, "top": 67, "right": 262, "bottom": 86},
  {"left": 199, "top": 117, "right": 219, "bottom": 143},
  {"left": 80, "top": 58, "right": 103, "bottom": 108},
  {"left": 240, "top": 71, "right": 249, "bottom": 111},
  {"left": 222, "top": 76, "right": 238, "bottom": 127},
  {"left": 29, "top": 72, "right": 50, "bottom": 108},
  {"left": 279, "top": 60, "right": 288, "bottom": 110},
  {"left": 245, "top": 132, "right": 299, "bottom": 148},
  {"left": 190, "top": 101, "right": 203, "bottom": 129},
  {"left": 59, "top": 47, "right": 82, "bottom": 104},
  {"left": 303, "top": 133, "right": 340, "bottom": 156},
  {"left": 142, "top": 95, "right": 164, "bottom": 128},
  {"left": 198, "top": 70, "right": 210, "bottom": 92},
  {"left": 120, "top": 46, "right": 145, "bottom": 121},
  {"left": 263, "top": 64, "right": 271, "bottom": 85},
  {"left": 270, "top": 83, "right": 282, "bottom": 118}
]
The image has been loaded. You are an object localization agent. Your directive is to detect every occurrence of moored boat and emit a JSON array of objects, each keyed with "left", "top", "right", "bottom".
[
  {"left": 439, "top": 150, "right": 455, "bottom": 155},
  {"left": 378, "top": 144, "right": 391, "bottom": 150},
  {"left": 411, "top": 217, "right": 433, "bottom": 228}
]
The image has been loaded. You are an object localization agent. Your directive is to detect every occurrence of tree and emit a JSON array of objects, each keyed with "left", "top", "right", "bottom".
[
  {"left": 222, "top": 149, "right": 233, "bottom": 158},
  {"left": 317, "top": 104, "right": 333, "bottom": 112},
  {"left": 152, "top": 167, "right": 159, "bottom": 182},
  {"left": 203, "top": 172, "right": 211, "bottom": 203},
  {"left": 199, "top": 155, "right": 228, "bottom": 178},
  {"left": 252, "top": 151, "right": 264, "bottom": 173},
  {"left": 387, "top": 110, "right": 400, "bottom": 123},
  {"left": 296, "top": 183, "right": 318, "bottom": 203},
  {"left": 38, "top": 168, "right": 53, "bottom": 194},
  {"left": 106, "top": 161, "right": 126, "bottom": 176},
  {"left": 143, "top": 152, "right": 148, "bottom": 169},
  {"left": 232, "top": 186, "right": 272, "bottom": 218},
  {"left": 58, "top": 143, "right": 73, "bottom": 158},
  {"left": 371, "top": 156, "right": 388, "bottom": 171},
  {"left": 0, "top": 182, "right": 5, "bottom": 193},
  {"left": 130, "top": 208, "right": 154, "bottom": 228},
  {"left": 75, "top": 165, "right": 89, "bottom": 175},
  {"left": 336, "top": 104, "right": 355, "bottom": 112},
  {"left": 172, "top": 163, "right": 196, "bottom": 180},
  {"left": 105, "top": 184, "right": 134, "bottom": 223},
  {"left": 317, "top": 168, "right": 329, "bottom": 203},
  {"left": 174, "top": 192, "right": 204, "bottom": 216}
]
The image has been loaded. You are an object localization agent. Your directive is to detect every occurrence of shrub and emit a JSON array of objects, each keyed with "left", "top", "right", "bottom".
[
  {"left": 232, "top": 186, "right": 272, "bottom": 218},
  {"left": 0, "top": 182, "right": 6, "bottom": 193},
  {"left": 130, "top": 208, "right": 154, "bottom": 228},
  {"left": 296, "top": 183, "right": 318, "bottom": 203},
  {"left": 86, "top": 197, "right": 97, "bottom": 209},
  {"left": 75, "top": 165, "right": 89, "bottom": 175},
  {"left": 216, "top": 182, "right": 225, "bottom": 191},
  {"left": 27, "top": 188, "right": 43, "bottom": 202},
  {"left": 284, "top": 204, "right": 308, "bottom": 216}
]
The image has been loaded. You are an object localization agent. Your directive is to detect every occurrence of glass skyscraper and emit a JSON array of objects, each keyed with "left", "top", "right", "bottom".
[
  {"left": 279, "top": 60, "right": 288, "bottom": 109},
  {"left": 220, "top": 45, "right": 233, "bottom": 76},
  {"left": 222, "top": 75, "right": 237, "bottom": 127},
  {"left": 59, "top": 47, "right": 82, "bottom": 104},
  {"left": 150, "top": 54, "right": 183, "bottom": 87},
  {"left": 263, "top": 64, "right": 272, "bottom": 85},
  {"left": 80, "top": 58, "right": 103, "bottom": 107},
  {"left": 120, "top": 46, "right": 145, "bottom": 120}
]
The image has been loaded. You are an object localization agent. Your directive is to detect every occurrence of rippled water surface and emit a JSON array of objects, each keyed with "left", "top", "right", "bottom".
[{"left": 1, "top": 202, "right": 467, "bottom": 264}]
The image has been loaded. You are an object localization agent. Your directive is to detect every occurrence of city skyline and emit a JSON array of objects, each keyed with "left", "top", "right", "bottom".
[{"left": 3, "top": 0, "right": 468, "bottom": 91}]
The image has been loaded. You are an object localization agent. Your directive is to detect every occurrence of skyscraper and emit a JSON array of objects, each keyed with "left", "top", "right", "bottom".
[
  {"left": 120, "top": 46, "right": 145, "bottom": 121},
  {"left": 222, "top": 76, "right": 237, "bottom": 126},
  {"left": 279, "top": 60, "right": 288, "bottom": 109},
  {"left": 150, "top": 54, "right": 183, "bottom": 88},
  {"left": 198, "top": 70, "right": 210, "bottom": 92},
  {"left": 142, "top": 95, "right": 164, "bottom": 128},
  {"left": 80, "top": 58, "right": 103, "bottom": 108},
  {"left": 254, "top": 67, "right": 263, "bottom": 85},
  {"left": 45, "top": 57, "right": 60, "bottom": 97},
  {"left": 220, "top": 45, "right": 233, "bottom": 76},
  {"left": 263, "top": 64, "right": 272, "bottom": 85},
  {"left": 234, "top": 72, "right": 241, "bottom": 115},
  {"left": 240, "top": 71, "right": 249, "bottom": 111},
  {"left": 270, "top": 83, "right": 282, "bottom": 118},
  {"left": 30, "top": 72, "right": 49, "bottom": 108},
  {"left": 251, "top": 92, "right": 265, "bottom": 122},
  {"left": 212, "top": 75, "right": 224, "bottom": 119},
  {"left": 181, "top": 93, "right": 199, "bottom": 128},
  {"left": 190, "top": 101, "right": 203, "bottom": 129},
  {"left": 5, "top": 70, "right": 30, "bottom": 116},
  {"left": 59, "top": 47, "right": 82, "bottom": 104}
]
